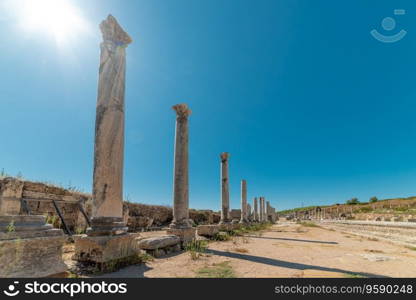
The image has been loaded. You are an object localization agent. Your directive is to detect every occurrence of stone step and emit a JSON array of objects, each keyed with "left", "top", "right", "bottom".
[
  {"left": 0, "top": 224, "right": 53, "bottom": 232},
  {"left": 0, "top": 215, "right": 46, "bottom": 226}
]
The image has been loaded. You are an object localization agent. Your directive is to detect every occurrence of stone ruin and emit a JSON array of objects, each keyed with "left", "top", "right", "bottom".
[{"left": 0, "top": 15, "right": 279, "bottom": 277}]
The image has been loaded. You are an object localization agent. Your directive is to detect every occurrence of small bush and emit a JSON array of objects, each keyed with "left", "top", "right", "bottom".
[
  {"left": 213, "top": 232, "right": 232, "bottom": 241},
  {"left": 196, "top": 261, "right": 235, "bottom": 278},
  {"left": 299, "top": 221, "right": 320, "bottom": 228},
  {"left": 185, "top": 239, "right": 208, "bottom": 260}
]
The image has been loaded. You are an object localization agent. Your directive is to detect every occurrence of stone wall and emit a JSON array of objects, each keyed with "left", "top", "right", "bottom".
[
  {"left": 125, "top": 202, "right": 220, "bottom": 231},
  {"left": 0, "top": 178, "right": 91, "bottom": 232},
  {"left": 0, "top": 178, "right": 221, "bottom": 233}
]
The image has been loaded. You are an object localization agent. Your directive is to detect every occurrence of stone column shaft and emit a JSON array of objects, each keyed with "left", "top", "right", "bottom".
[
  {"left": 170, "top": 104, "right": 191, "bottom": 229},
  {"left": 259, "top": 197, "right": 264, "bottom": 222},
  {"left": 220, "top": 152, "right": 230, "bottom": 224},
  {"left": 239, "top": 180, "right": 247, "bottom": 223},
  {"left": 92, "top": 15, "right": 132, "bottom": 222}
]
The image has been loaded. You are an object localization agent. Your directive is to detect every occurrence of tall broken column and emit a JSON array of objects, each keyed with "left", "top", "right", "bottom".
[
  {"left": 89, "top": 14, "right": 132, "bottom": 233},
  {"left": 167, "top": 104, "right": 196, "bottom": 243},
  {"left": 239, "top": 180, "right": 248, "bottom": 224},
  {"left": 74, "top": 15, "right": 139, "bottom": 267},
  {"left": 219, "top": 152, "right": 230, "bottom": 224},
  {"left": 253, "top": 197, "right": 258, "bottom": 222}
]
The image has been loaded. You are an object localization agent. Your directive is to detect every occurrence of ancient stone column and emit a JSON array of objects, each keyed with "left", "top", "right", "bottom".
[
  {"left": 170, "top": 104, "right": 191, "bottom": 229},
  {"left": 259, "top": 197, "right": 264, "bottom": 222},
  {"left": 90, "top": 15, "right": 132, "bottom": 234},
  {"left": 247, "top": 203, "right": 252, "bottom": 221},
  {"left": 74, "top": 16, "right": 140, "bottom": 267},
  {"left": 219, "top": 152, "right": 230, "bottom": 224},
  {"left": 253, "top": 197, "right": 258, "bottom": 222},
  {"left": 239, "top": 180, "right": 248, "bottom": 223},
  {"left": 266, "top": 201, "right": 270, "bottom": 222}
]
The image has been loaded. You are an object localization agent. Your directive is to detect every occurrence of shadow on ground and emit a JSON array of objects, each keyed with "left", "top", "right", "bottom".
[
  {"left": 247, "top": 235, "right": 338, "bottom": 245},
  {"left": 208, "top": 249, "right": 388, "bottom": 278}
]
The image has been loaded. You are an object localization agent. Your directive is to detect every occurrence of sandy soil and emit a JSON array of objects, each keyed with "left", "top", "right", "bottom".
[{"left": 88, "top": 222, "right": 416, "bottom": 278}]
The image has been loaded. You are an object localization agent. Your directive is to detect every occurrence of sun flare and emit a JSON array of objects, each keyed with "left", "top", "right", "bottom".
[{"left": 13, "top": 0, "right": 89, "bottom": 45}]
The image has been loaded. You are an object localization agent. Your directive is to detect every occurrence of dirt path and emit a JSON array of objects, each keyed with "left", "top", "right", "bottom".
[{"left": 93, "top": 222, "right": 416, "bottom": 278}]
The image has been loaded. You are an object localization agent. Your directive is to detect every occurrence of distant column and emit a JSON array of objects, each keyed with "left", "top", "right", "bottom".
[
  {"left": 219, "top": 152, "right": 230, "bottom": 224},
  {"left": 170, "top": 104, "right": 192, "bottom": 229},
  {"left": 259, "top": 197, "right": 264, "bottom": 222},
  {"left": 247, "top": 203, "right": 252, "bottom": 221},
  {"left": 266, "top": 201, "right": 270, "bottom": 222},
  {"left": 253, "top": 197, "right": 258, "bottom": 222},
  {"left": 239, "top": 180, "right": 248, "bottom": 223}
]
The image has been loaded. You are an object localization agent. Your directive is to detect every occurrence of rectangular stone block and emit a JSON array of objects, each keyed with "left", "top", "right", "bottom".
[
  {"left": 137, "top": 235, "right": 180, "bottom": 250},
  {"left": 0, "top": 235, "right": 67, "bottom": 277},
  {"left": 197, "top": 225, "right": 219, "bottom": 237},
  {"left": 73, "top": 233, "right": 140, "bottom": 263},
  {"left": 166, "top": 227, "right": 196, "bottom": 244}
]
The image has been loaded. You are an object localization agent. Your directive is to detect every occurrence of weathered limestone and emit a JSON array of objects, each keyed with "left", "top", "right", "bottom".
[
  {"left": 266, "top": 201, "right": 270, "bottom": 222},
  {"left": 259, "top": 197, "right": 264, "bottom": 222},
  {"left": 253, "top": 197, "right": 258, "bottom": 222},
  {"left": 74, "top": 15, "right": 139, "bottom": 267},
  {"left": 219, "top": 152, "right": 230, "bottom": 224},
  {"left": 239, "top": 180, "right": 248, "bottom": 223},
  {"left": 197, "top": 224, "right": 219, "bottom": 237},
  {"left": 230, "top": 209, "right": 241, "bottom": 221},
  {"left": 74, "top": 232, "right": 140, "bottom": 263},
  {"left": 137, "top": 236, "right": 181, "bottom": 258},
  {"left": 0, "top": 178, "right": 24, "bottom": 215},
  {"left": 137, "top": 235, "right": 180, "bottom": 250},
  {"left": 0, "top": 215, "right": 66, "bottom": 277},
  {"left": 247, "top": 203, "right": 252, "bottom": 221},
  {"left": 169, "top": 104, "right": 192, "bottom": 229},
  {"left": 167, "top": 103, "right": 196, "bottom": 243},
  {"left": 90, "top": 14, "right": 132, "bottom": 233}
]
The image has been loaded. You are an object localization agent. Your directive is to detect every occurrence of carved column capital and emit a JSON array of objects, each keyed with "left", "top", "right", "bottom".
[{"left": 172, "top": 103, "right": 191, "bottom": 120}]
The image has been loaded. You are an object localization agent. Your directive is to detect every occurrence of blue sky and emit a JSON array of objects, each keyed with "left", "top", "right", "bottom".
[{"left": 1, "top": 0, "right": 416, "bottom": 211}]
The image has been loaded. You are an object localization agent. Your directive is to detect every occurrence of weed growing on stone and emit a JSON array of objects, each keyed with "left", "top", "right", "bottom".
[{"left": 6, "top": 220, "right": 15, "bottom": 233}]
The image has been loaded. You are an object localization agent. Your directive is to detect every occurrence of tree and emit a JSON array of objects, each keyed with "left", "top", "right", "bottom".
[
  {"left": 369, "top": 196, "right": 378, "bottom": 203},
  {"left": 346, "top": 197, "right": 360, "bottom": 205}
]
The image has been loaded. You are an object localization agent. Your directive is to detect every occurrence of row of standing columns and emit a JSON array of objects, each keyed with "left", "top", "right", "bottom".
[{"left": 219, "top": 153, "right": 273, "bottom": 224}]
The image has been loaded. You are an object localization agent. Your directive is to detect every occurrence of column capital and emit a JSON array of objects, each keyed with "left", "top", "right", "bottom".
[
  {"left": 172, "top": 103, "right": 191, "bottom": 119},
  {"left": 220, "top": 152, "right": 229, "bottom": 162},
  {"left": 100, "top": 15, "right": 132, "bottom": 47}
]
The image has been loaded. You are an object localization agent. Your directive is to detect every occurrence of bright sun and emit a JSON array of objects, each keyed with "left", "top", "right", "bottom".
[{"left": 15, "top": 0, "right": 89, "bottom": 45}]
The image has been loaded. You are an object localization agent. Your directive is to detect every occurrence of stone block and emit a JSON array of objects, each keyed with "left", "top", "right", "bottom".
[
  {"left": 197, "top": 225, "right": 219, "bottom": 237},
  {"left": 137, "top": 235, "right": 180, "bottom": 250},
  {"left": 0, "top": 235, "right": 67, "bottom": 277},
  {"left": 218, "top": 223, "right": 233, "bottom": 232},
  {"left": 0, "top": 178, "right": 24, "bottom": 215},
  {"left": 73, "top": 233, "right": 140, "bottom": 263},
  {"left": 166, "top": 227, "right": 196, "bottom": 244}
]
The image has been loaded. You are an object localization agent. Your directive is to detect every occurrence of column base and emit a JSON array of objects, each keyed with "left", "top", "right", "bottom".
[
  {"left": 73, "top": 232, "right": 140, "bottom": 265},
  {"left": 86, "top": 216, "right": 128, "bottom": 236},
  {"left": 168, "top": 218, "right": 192, "bottom": 230},
  {"left": 0, "top": 215, "right": 66, "bottom": 278}
]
